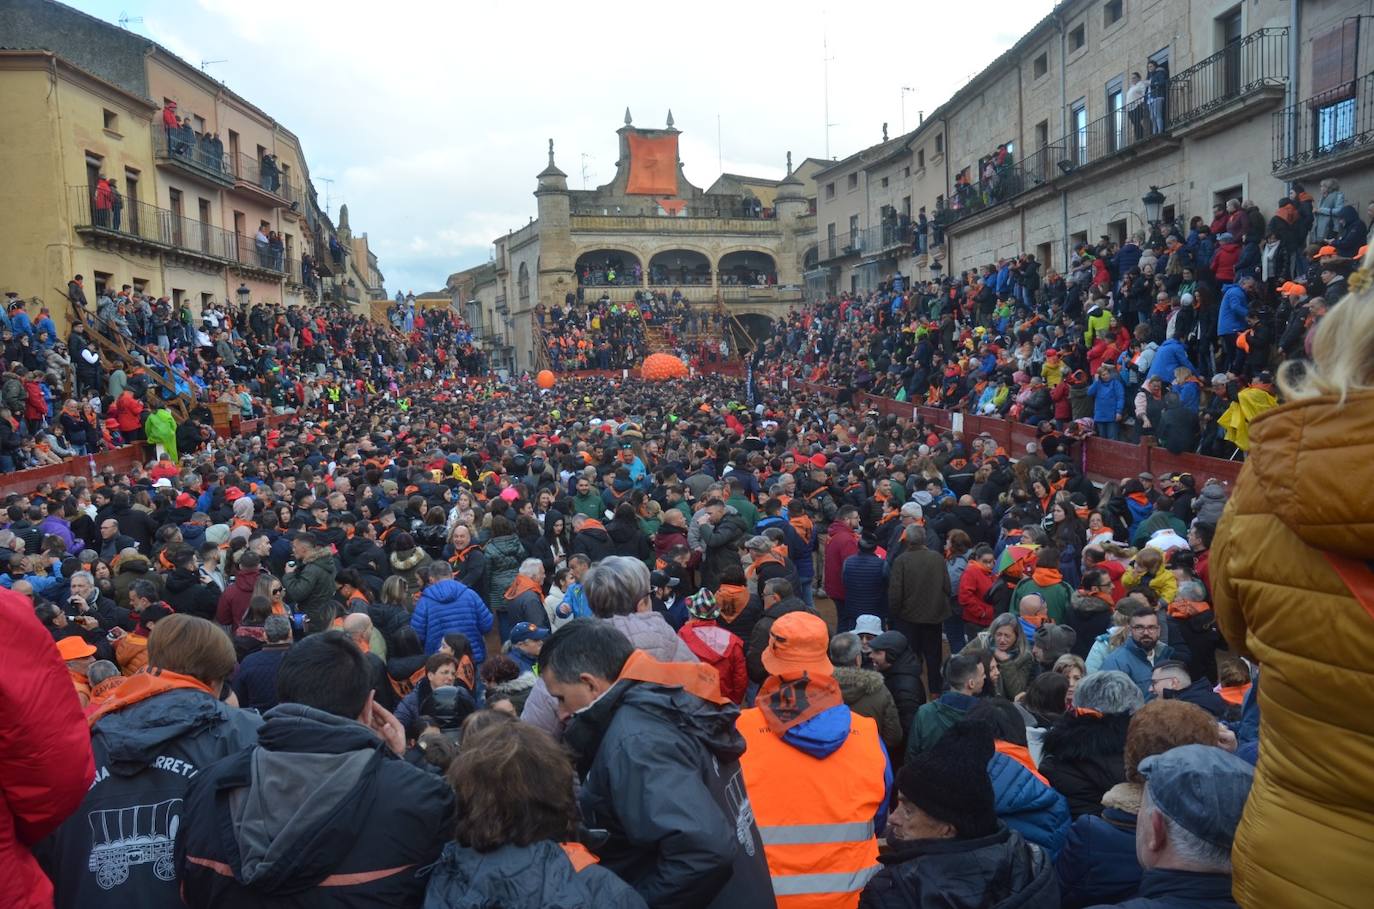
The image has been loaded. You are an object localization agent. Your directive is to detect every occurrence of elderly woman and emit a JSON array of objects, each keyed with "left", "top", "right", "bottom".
[
  {"left": 38, "top": 615, "right": 261, "bottom": 907},
  {"left": 424, "top": 717, "right": 646, "bottom": 908},
  {"left": 962, "top": 612, "right": 1034, "bottom": 700}
]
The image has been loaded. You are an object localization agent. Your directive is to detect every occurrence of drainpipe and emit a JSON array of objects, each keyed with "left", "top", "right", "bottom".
[
  {"left": 941, "top": 115, "right": 951, "bottom": 267},
  {"left": 1057, "top": 8, "right": 1070, "bottom": 271},
  {"left": 1285, "top": 1, "right": 1300, "bottom": 172}
]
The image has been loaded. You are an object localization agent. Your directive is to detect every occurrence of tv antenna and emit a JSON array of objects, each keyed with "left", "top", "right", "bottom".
[
  {"left": 200, "top": 58, "right": 228, "bottom": 72},
  {"left": 579, "top": 153, "right": 594, "bottom": 190},
  {"left": 901, "top": 86, "right": 916, "bottom": 134},
  {"left": 118, "top": 11, "right": 143, "bottom": 29},
  {"left": 823, "top": 33, "right": 838, "bottom": 159},
  {"left": 318, "top": 177, "right": 335, "bottom": 216}
]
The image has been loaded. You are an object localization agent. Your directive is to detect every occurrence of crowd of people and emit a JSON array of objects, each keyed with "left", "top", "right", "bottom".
[
  {"left": 755, "top": 189, "right": 1372, "bottom": 459},
  {"left": 1, "top": 183, "right": 1371, "bottom": 908},
  {"left": 538, "top": 291, "right": 734, "bottom": 372}
]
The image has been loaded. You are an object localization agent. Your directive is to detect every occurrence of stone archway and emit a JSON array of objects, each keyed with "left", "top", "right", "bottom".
[
  {"left": 648, "top": 249, "right": 712, "bottom": 287},
  {"left": 718, "top": 250, "right": 777, "bottom": 287},
  {"left": 575, "top": 248, "right": 643, "bottom": 286}
]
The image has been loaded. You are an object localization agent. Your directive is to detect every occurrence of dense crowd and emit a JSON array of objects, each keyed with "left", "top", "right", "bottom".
[
  {"left": 0, "top": 283, "right": 486, "bottom": 470},
  {"left": 755, "top": 189, "right": 1372, "bottom": 459},
  {"left": 3, "top": 196, "right": 1372, "bottom": 908},
  {"left": 538, "top": 291, "right": 734, "bottom": 371}
]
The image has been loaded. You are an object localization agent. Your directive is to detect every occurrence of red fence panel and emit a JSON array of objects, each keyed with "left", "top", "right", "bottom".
[{"left": 0, "top": 443, "right": 151, "bottom": 499}]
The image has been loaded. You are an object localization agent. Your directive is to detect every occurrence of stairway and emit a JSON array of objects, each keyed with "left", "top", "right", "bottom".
[{"left": 65, "top": 296, "right": 193, "bottom": 421}]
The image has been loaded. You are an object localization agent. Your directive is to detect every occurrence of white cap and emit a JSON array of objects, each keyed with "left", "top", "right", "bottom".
[{"left": 854, "top": 615, "right": 884, "bottom": 637}]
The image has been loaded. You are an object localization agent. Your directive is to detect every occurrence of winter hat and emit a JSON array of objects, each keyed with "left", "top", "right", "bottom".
[
  {"left": 1033, "top": 624, "right": 1077, "bottom": 663},
  {"left": 869, "top": 630, "right": 908, "bottom": 660},
  {"left": 687, "top": 589, "right": 720, "bottom": 620},
  {"left": 896, "top": 721, "right": 999, "bottom": 839}
]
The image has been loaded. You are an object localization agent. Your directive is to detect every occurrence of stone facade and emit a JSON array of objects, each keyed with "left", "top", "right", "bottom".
[
  {"left": 478, "top": 113, "right": 818, "bottom": 372},
  {"left": 816, "top": 0, "right": 1374, "bottom": 289}
]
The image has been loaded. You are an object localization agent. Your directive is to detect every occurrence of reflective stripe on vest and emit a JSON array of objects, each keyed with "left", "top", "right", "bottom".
[
  {"left": 771, "top": 866, "right": 882, "bottom": 897},
  {"left": 737, "top": 706, "right": 887, "bottom": 908}
]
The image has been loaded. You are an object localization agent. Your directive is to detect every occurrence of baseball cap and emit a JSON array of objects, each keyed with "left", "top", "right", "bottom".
[
  {"left": 153, "top": 477, "right": 172, "bottom": 489},
  {"left": 649, "top": 569, "right": 680, "bottom": 589},
  {"left": 761, "top": 611, "right": 832, "bottom": 677},
  {"left": 1312, "top": 245, "right": 1338, "bottom": 259},
  {"left": 853, "top": 615, "right": 884, "bottom": 637},
  {"left": 1138, "top": 744, "right": 1254, "bottom": 852},
  {"left": 57, "top": 637, "right": 97, "bottom": 660},
  {"left": 508, "top": 622, "right": 549, "bottom": 645}
]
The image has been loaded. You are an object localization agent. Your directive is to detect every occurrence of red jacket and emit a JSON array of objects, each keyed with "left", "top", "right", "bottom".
[
  {"left": 1211, "top": 242, "right": 1241, "bottom": 282},
  {"left": 958, "top": 561, "right": 996, "bottom": 626},
  {"left": 1051, "top": 379, "right": 1072, "bottom": 421},
  {"left": 0, "top": 588, "right": 95, "bottom": 909},
  {"left": 112, "top": 391, "right": 144, "bottom": 433},
  {"left": 215, "top": 566, "right": 261, "bottom": 628},
  {"left": 678, "top": 620, "right": 747, "bottom": 704},
  {"left": 22, "top": 381, "right": 46, "bottom": 422},
  {"left": 823, "top": 520, "right": 859, "bottom": 600}
]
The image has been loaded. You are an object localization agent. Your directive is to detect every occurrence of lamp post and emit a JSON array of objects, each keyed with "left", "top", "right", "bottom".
[{"left": 1142, "top": 186, "right": 1165, "bottom": 224}]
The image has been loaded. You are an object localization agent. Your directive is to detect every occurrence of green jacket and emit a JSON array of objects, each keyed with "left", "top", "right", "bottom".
[
  {"left": 571, "top": 492, "right": 605, "bottom": 520},
  {"left": 1011, "top": 576, "right": 1075, "bottom": 624},
  {"left": 144, "top": 409, "right": 179, "bottom": 463},
  {"left": 727, "top": 495, "right": 759, "bottom": 530},
  {"left": 905, "top": 693, "right": 979, "bottom": 764},
  {"left": 283, "top": 553, "right": 338, "bottom": 634}
]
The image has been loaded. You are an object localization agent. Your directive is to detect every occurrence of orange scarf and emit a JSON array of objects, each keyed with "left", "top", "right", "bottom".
[
  {"left": 1032, "top": 567, "right": 1063, "bottom": 587},
  {"left": 745, "top": 554, "right": 784, "bottom": 579},
  {"left": 995, "top": 740, "right": 1049, "bottom": 784},
  {"left": 1167, "top": 599, "right": 1212, "bottom": 620},
  {"left": 579, "top": 519, "right": 606, "bottom": 533},
  {"left": 86, "top": 669, "right": 215, "bottom": 726},
  {"left": 616, "top": 649, "right": 727, "bottom": 704},
  {"left": 1217, "top": 683, "right": 1251, "bottom": 706},
  {"left": 504, "top": 574, "right": 543, "bottom": 602}
]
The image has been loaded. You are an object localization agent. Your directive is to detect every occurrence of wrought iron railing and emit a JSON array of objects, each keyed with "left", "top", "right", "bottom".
[
  {"left": 71, "top": 185, "right": 236, "bottom": 260},
  {"left": 151, "top": 124, "right": 232, "bottom": 182},
  {"left": 1272, "top": 72, "right": 1374, "bottom": 174},
  {"left": 943, "top": 145, "right": 1062, "bottom": 225},
  {"left": 1169, "top": 27, "right": 1288, "bottom": 127},
  {"left": 230, "top": 151, "right": 293, "bottom": 201}
]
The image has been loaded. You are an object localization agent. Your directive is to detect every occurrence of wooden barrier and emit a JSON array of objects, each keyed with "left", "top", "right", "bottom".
[
  {"left": 0, "top": 443, "right": 151, "bottom": 499},
  {"left": 797, "top": 382, "right": 1243, "bottom": 487}
]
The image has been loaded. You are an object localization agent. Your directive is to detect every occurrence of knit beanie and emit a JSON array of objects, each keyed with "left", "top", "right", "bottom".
[
  {"left": 896, "top": 721, "right": 998, "bottom": 839},
  {"left": 1033, "top": 624, "right": 1077, "bottom": 664}
]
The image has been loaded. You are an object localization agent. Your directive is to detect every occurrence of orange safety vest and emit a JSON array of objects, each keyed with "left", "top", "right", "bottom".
[{"left": 736, "top": 706, "right": 886, "bottom": 909}]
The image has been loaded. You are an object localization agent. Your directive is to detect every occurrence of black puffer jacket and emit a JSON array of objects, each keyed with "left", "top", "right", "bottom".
[
  {"left": 424, "top": 840, "right": 647, "bottom": 909},
  {"left": 176, "top": 704, "right": 453, "bottom": 908},
  {"left": 563, "top": 677, "right": 775, "bottom": 909},
  {"left": 859, "top": 824, "right": 1059, "bottom": 908},
  {"left": 163, "top": 567, "right": 221, "bottom": 621},
  {"left": 1037, "top": 711, "right": 1132, "bottom": 818}
]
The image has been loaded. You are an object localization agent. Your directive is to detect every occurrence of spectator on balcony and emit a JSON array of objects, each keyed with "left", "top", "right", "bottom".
[
  {"left": 1145, "top": 59, "right": 1169, "bottom": 134},
  {"left": 255, "top": 222, "right": 271, "bottom": 267},
  {"left": 1313, "top": 178, "right": 1346, "bottom": 242},
  {"left": 1125, "top": 72, "right": 1147, "bottom": 140},
  {"left": 108, "top": 179, "right": 123, "bottom": 233},
  {"left": 269, "top": 231, "right": 285, "bottom": 272},
  {"left": 161, "top": 99, "right": 178, "bottom": 147},
  {"left": 93, "top": 176, "right": 113, "bottom": 228}
]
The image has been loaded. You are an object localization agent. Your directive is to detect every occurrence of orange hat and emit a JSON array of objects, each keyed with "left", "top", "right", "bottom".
[
  {"left": 1277, "top": 281, "right": 1306, "bottom": 296},
  {"left": 57, "top": 637, "right": 96, "bottom": 660},
  {"left": 761, "top": 612, "right": 832, "bottom": 677},
  {"left": 1313, "top": 245, "right": 1338, "bottom": 259}
]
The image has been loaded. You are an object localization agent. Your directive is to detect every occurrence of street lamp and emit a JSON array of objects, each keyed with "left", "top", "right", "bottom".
[{"left": 1142, "top": 186, "right": 1165, "bottom": 224}]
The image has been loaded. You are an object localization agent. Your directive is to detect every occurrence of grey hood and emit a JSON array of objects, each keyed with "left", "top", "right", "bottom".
[{"left": 230, "top": 704, "right": 387, "bottom": 889}]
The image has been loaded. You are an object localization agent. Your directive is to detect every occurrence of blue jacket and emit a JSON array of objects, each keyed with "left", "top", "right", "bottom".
[
  {"left": 1085, "top": 377, "right": 1125, "bottom": 423},
  {"left": 411, "top": 578, "right": 494, "bottom": 660},
  {"left": 1056, "top": 805, "right": 1140, "bottom": 907},
  {"left": 1115, "top": 243, "right": 1142, "bottom": 278},
  {"left": 989, "top": 751, "right": 1071, "bottom": 859},
  {"left": 757, "top": 515, "right": 813, "bottom": 579},
  {"left": 1217, "top": 283, "right": 1249, "bottom": 336},
  {"left": 1087, "top": 867, "right": 1240, "bottom": 908},
  {"left": 1171, "top": 380, "right": 1201, "bottom": 413},
  {"left": 841, "top": 552, "right": 888, "bottom": 618},
  {"left": 1101, "top": 637, "right": 1175, "bottom": 698},
  {"left": 1146, "top": 339, "right": 1196, "bottom": 384}
]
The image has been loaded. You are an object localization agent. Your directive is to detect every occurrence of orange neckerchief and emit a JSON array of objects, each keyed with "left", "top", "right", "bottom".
[
  {"left": 716, "top": 584, "right": 750, "bottom": 622},
  {"left": 1032, "top": 567, "right": 1064, "bottom": 587},
  {"left": 745, "top": 553, "right": 784, "bottom": 579},
  {"left": 996, "top": 740, "right": 1049, "bottom": 784},
  {"left": 561, "top": 842, "right": 600, "bottom": 872},
  {"left": 756, "top": 670, "right": 844, "bottom": 734},
  {"left": 1167, "top": 599, "right": 1212, "bottom": 619},
  {"left": 616, "top": 649, "right": 727, "bottom": 704},
  {"left": 1128, "top": 491, "right": 1152, "bottom": 507},
  {"left": 449, "top": 543, "right": 479, "bottom": 566},
  {"left": 86, "top": 668, "right": 214, "bottom": 727},
  {"left": 1081, "top": 589, "right": 1115, "bottom": 607},
  {"left": 504, "top": 574, "right": 543, "bottom": 601},
  {"left": 455, "top": 653, "right": 476, "bottom": 691},
  {"left": 1021, "top": 612, "right": 1050, "bottom": 628},
  {"left": 579, "top": 519, "right": 606, "bottom": 533},
  {"left": 1217, "top": 683, "right": 1252, "bottom": 706}
]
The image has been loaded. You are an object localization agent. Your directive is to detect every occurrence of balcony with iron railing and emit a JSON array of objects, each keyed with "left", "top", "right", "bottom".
[
  {"left": 941, "top": 145, "right": 1063, "bottom": 228},
  {"left": 69, "top": 185, "right": 296, "bottom": 280},
  {"left": 228, "top": 151, "right": 295, "bottom": 206},
  {"left": 1273, "top": 72, "right": 1374, "bottom": 178},
  {"left": 569, "top": 214, "right": 783, "bottom": 236},
  {"left": 1169, "top": 27, "right": 1288, "bottom": 132},
  {"left": 151, "top": 124, "right": 234, "bottom": 187}
]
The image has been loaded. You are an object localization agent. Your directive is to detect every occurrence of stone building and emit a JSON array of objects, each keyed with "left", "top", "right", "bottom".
[
  {"left": 816, "top": 0, "right": 1374, "bottom": 292},
  {"left": 475, "top": 110, "right": 818, "bottom": 372},
  {"left": 0, "top": 0, "right": 383, "bottom": 333}
]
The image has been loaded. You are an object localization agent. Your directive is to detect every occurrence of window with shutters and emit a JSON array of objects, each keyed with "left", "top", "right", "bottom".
[{"left": 1311, "top": 21, "right": 1359, "bottom": 102}]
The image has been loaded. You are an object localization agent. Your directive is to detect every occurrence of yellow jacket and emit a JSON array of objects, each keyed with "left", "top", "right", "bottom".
[
  {"left": 1212, "top": 391, "right": 1374, "bottom": 909},
  {"left": 1122, "top": 563, "right": 1177, "bottom": 605}
]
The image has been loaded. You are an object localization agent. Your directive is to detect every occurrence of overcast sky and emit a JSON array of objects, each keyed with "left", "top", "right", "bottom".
[{"left": 81, "top": 0, "right": 1055, "bottom": 294}]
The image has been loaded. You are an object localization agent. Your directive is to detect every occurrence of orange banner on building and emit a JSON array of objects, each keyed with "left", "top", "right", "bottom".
[
  {"left": 657, "top": 198, "right": 688, "bottom": 215},
  {"left": 626, "top": 133, "right": 679, "bottom": 195}
]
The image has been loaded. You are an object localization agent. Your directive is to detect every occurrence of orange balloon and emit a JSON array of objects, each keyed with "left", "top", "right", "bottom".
[
  {"left": 536, "top": 370, "right": 556, "bottom": 389},
  {"left": 641, "top": 352, "right": 688, "bottom": 381}
]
